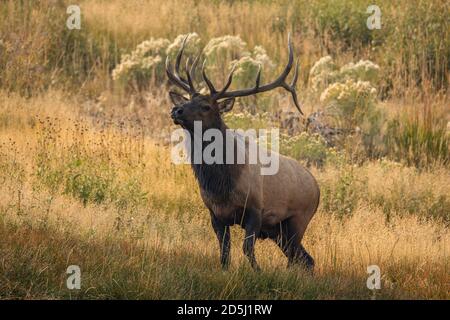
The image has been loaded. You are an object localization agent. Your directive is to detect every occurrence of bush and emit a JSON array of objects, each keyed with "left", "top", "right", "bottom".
[
  {"left": 112, "top": 37, "right": 171, "bottom": 92},
  {"left": 320, "top": 79, "right": 377, "bottom": 124},
  {"left": 63, "top": 157, "right": 115, "bottom": 207},
  {"left": 280, "top": 132, "right": 340, "bottom": 167},
  {"left": 223, "top": 110, "right": 272, "bottom": 130},
  {"left": 37, "top": 153, "right": 147, "bottom": 209},
  {"left": 112, "top": 33, "right": 278, "bottom": 98},
  {"left": 310, "top": 55, "right": 385, "bottom": 159},
  {"left": 34, "top": 120, "right": 147, "bottom": 209},
  {"left": 223, "top": 110, "right": 338, "bottom": 167},
  {"left": 320, "top": 165, "right": 361, "bottom": 217},
  {"left": 309, "top": 56, "right": 339, "bottom": 93}
]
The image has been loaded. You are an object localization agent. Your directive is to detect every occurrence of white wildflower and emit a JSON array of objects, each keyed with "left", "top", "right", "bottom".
[
  {"left": 339, "top": 59, "right": 380, "bottom": 83},
  {"left": 309, "top": 56, "right": 338, "bottom": 92},
  {"left": 204, "top": 35, "right": 247, "bottom": 58},
  {"left": 112, "top": 37, "right": 170, "bottom": 82},
  {"left": 320, "top": 79, "right": 376, "bottom": 103},
  {"left": 309, "top": 56, "right": 336, "bottom": 76},
  {"left": 166, "top": 33, "right": 201, "bottom": 57},
  {"left": 252, "top": 45, "right": 274, "bottom": 69}
]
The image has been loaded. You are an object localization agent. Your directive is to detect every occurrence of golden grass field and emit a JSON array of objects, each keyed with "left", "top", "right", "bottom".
[
  {"left": 0, "top": 91, "right": 448, "bottom": 299},
  {"left": 0, "top": 0, "right": 449, "bottom": 299}
]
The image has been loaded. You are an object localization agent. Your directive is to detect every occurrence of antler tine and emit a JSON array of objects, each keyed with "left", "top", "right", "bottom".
[
  {"left": 270, "top": 32, "right": 294, "bottom": 86},
  {"left": 174, "top": 35, "right": 189, "bottom": 82},
  {"left": 202, "top": 60, "right": 217, "bottom": 94},
  {"left": 202, "top": 62, "right": 238, "bottom": 97},
  {"left": 191, "top": 54, "right": 202, "bottom": 95},
  {"left": 190, "top": 54, "right": 200, "bottom": 79},
  {"left": 210, "top": 33, "right": 303, "bottom": 114},
  {"left": 165, "top": 34, "right": 199, "bottom": 96},
  {"left": 166, "top": 56, "right": 191, "bottom": 92},
  {"left": 215, "top": 64, "right": 236, "bottom": 97},
  {"left": 185, "top": 57, "right": 196, "bottom": 94},
  {"left": 283, "top": 59, "right": 302, "bottom": 114},
  {"left": 255, "top": 65, "right": 262, "bottom": 89}
]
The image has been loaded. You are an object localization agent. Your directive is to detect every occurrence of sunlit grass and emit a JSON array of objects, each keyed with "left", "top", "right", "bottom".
[
  {"left": 0, "top": 92, "right": 448, "bottom": 299},
  {"left": 0, "top": 0, "right": 448, "bottom": 300}
]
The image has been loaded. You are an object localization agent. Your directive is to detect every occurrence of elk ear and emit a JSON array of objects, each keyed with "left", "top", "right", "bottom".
[
  {"left": 169, "top": 91, "right": 189, "bottom": 106},
  {"left": 217, "top": 98, "right": 235, "bottom": 113}
]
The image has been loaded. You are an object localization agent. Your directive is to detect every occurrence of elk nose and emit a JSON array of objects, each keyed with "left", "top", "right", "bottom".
[{"left": 171, "top": 107, "right": 183, "bottom": 118}]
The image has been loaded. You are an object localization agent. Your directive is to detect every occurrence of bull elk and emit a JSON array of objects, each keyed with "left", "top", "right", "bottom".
[{"left": 166, "top": 34, "right": 320, "bottom": 271}]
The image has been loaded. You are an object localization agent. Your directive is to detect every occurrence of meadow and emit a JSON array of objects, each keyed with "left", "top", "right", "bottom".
[{"left": 0, "top": 0, "right": 449, "bottom": 299}]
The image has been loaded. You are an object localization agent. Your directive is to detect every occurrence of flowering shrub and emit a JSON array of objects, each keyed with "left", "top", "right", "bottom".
[
  {"left": 320, "top": 79, "right": 377, "bottom": 124},
  {"left": 339, "top": 60, "right": 380, "bottom": 83},
  {"left": 309, "top": 56, "right": 380, "bottom": 93},
  {"left": 166, "top": 33, "right": 201, "bottom": 59},
  {"left": 224, "top": 110, "right": 339, "bottom": 167},
  {"left": 230, "top": 46, "right": 274, "bottom": 88},
  {"left": 112, "top": 37, "right": 170, "bottom": 91},
  {"left": 310, "top": 56, "right": 383, "bottom": 158},
  {"left": 309, "top": 56, "right": 338, "bottom": 93},
  {"left": 112, "top": 33, "right": 275, "bottom": 96},
  {"left": 202, "top": 37, "right": 276, "bottom": 109},
  {"left": 203, "top": 38, "right": 275, "bottom": 109},
  {"left": 203, "top": 35, "right": 247, "bottom": 62}
]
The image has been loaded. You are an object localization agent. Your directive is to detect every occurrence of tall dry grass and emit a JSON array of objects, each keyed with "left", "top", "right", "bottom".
[
  {"left": 0, "top": 92, "right": 448, "bottom": 299},
  {"left": 1, "top": 0, "right": 448, "bottom": 96},
  {"left": 0, "top": 0, "right": 448, "bottom": 300},
  {"left": 80, "top": 0, "right": 449, "bottom": 94}
]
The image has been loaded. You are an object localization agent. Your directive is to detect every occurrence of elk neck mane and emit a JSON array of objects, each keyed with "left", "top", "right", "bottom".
[{"left": 189, "top": 121, "right": 242, "bottom": 203}]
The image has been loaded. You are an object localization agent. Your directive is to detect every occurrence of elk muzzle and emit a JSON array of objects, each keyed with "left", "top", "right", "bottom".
[{"left": 171, "top": 106, "right": 184, "bottom": 125}]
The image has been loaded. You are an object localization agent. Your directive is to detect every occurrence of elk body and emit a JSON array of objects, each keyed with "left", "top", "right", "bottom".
[{"left": 167, "top": 35, "right": 320, "bottom": 271}]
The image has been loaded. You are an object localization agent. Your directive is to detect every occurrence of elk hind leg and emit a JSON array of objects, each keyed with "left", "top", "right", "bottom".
[{"left": 274, "top": 218, "right": 315, "bottom": 272}]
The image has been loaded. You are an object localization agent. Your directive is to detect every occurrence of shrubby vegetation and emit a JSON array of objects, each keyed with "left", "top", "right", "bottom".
[
  {"left": 311, "top": 56, "right": 385, "bottom": 159},
  {"left": 279, "top": 132, "right": 341, "bottom": 167},
  {"left": 1, "top": 0, "right": 447, "bottom": 95},
  {"left": 0, "top": 0, "right": 448, "bottom": 299},
  {"left": 0, "top": 92, "right": 448, "bottom": 299},
  {"left": 0, "top": 2, "right": 447, "bottom": 168},
  {"left": 112, "top": 33, "right": 275, "bottom": 96},
  {"left": 111, "top": 37, "right": 170, "bottom": 91}
]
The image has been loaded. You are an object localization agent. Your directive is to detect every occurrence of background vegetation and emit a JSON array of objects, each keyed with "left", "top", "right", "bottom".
[{"left": 0, "top": 0, "right": 448, "bottom": 299}]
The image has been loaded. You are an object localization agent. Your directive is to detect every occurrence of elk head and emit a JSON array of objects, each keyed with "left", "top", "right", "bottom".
[{"left": 167, "top": 34, "right": 302, "bottom": 133}]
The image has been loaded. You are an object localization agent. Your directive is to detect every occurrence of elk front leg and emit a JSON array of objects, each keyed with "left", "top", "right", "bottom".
[
  {"left": 209, "top": 210, "right": 231, "bottom": 270},
  {"left": 242, "top": 209, "right": 262, "bottom": 271}
]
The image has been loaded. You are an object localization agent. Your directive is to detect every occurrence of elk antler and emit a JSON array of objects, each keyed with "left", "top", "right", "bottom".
[
  {"left": 202, "top": 33, "right": 302, "bottom": 114},
  {"left": 165, "top": 35, "right": 199, "bottom": 97},
  {"left": 166, "top": 34, "right": 303, "bottom": 114}
]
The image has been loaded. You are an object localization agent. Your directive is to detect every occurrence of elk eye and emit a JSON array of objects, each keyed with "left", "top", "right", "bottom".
[{"left": 201, "top": 105, "right": 211, "bottom": 112}]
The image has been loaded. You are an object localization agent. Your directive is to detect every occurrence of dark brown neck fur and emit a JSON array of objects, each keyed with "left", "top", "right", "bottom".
[{"left": 190, "top": 120, "right": 242, "bottom": 203}]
